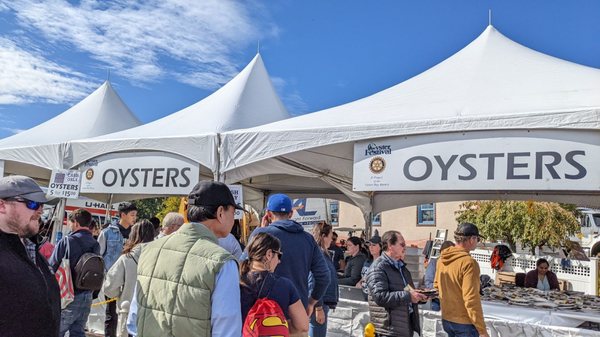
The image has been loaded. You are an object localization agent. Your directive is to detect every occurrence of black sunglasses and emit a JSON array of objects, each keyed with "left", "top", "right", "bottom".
[
  {"left": 273, "top": 250, "right": 283, "bottom": 259},
  {"left": 5, "top": 197, "right": 43, "bottom": 210}
]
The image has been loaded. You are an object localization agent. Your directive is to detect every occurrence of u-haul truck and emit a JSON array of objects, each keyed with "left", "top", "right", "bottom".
[{"left": 64, "top": 198, "right": 120, "bottom": 226}]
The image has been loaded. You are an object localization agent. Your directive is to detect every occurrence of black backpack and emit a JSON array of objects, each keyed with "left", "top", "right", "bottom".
[{"left": 73, "top": 251, "right": 105, "bottom": 291}]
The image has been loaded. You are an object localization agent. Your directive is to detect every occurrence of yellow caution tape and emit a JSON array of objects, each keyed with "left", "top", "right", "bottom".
[{"left": 91, "top": 297, "right": 119, "bottom": 307}]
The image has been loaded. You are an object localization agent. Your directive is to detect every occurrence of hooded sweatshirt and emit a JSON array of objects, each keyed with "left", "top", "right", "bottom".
[
  {"left": 434, "top": 246, "right": 486, "bottom": 335},
  {"left": 251, "top": 219, "right": 330, "bottom": 307}
]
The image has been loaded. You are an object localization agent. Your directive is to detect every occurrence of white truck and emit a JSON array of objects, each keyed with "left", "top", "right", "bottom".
[{"left": 575, "top": 207, "right": 600, "bottom": 257}]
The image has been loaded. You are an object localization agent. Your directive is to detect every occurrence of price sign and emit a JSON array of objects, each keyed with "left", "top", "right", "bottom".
[
  {"left": 227, "top": 185, "right": 244, "bottom": 220},
  {"left": 49, "top": 169, "right": 82, "bottom": 199}
]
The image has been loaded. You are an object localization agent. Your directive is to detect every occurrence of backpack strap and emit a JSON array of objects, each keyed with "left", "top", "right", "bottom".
[{"left": 257, "top": 272, "right": 276, "bottom": 299}]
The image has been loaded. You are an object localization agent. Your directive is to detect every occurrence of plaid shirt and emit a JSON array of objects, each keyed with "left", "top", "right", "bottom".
[{"left": 22, "top": 238, "right": 37, "bottom": 266}]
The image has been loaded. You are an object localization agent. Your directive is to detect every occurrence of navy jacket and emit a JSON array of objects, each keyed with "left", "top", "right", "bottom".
[
  {"left": 49, "top": 229, "right": 100, "bottom": 293},
  {"left": 309, "top": 249, "right": 339, "bottom": 307},
  {"left": 252, "top": 219, "right": 330, "bottom": 307},
  {"left": 0, "top": 231, "right": 61, "bottom": 337}
]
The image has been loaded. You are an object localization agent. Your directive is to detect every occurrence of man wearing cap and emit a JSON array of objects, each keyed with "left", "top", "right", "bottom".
[
  {"left": 135, "top": 181, "right": 243, "bottom": 337},
  {"left": 367, "top": 230, "right": 426, "bottom": 337},
  {"left": 434, "top": 223, "right": 489, "bottom": 337},
  {"left": 250, "top": 193, "right": 330, "bottom": 319},
  {"left": 0, "top": 175, "right": 61, "bottom": 337}
]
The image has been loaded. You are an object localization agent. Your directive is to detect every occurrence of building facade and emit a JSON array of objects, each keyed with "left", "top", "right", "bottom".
[{"left": 334, "top": 200, "right": 464, "bottom": 246}]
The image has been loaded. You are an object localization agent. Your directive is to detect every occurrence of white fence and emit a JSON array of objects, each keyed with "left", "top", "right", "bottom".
[{"left": 471, "top": 248, "right": 599, "bottom": 295}]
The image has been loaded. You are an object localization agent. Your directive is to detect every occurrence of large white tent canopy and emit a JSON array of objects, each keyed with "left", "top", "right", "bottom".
[
  {"left": 66, "top": 54, "right": 291, "bottom": 205},
  {"left": 0, "top": 81, "right": 140, "bottom": 180},
  {"left": 67, "top": 54, "right": 289, "bottom": 175},
  {"left": 220, "top": 25, "right": 600, "bottom": 217}
]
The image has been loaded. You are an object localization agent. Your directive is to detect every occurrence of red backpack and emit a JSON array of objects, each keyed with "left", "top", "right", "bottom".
[{"left": 243, "top": 276, "right": 289, "bottom": 337}]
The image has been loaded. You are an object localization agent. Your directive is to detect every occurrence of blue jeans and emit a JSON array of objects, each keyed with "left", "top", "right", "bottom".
[
  {"left": 60, "top": 292, "right": 93, "bottom": 337},
  {"left": 309, "top": 304, "right": 330, "bottom": 337},
  {"left": 442, "top": 320, "right": 479, "bottom": 337},
  {"left": 431, "top": 298, "right": 441, "bottom": 311}
]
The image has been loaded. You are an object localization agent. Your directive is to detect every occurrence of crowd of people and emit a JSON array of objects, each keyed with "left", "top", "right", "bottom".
[{"left": 1, "top": 174, "right": 511, "bottom": 337}]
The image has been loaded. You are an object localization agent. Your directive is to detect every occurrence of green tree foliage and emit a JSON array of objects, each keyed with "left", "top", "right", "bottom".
[
  {"left": 135, "top": 197, "right": 166, "bottom": 220},
  {"left": 156, "top": 196, "right": 183, "bottom": 220},
  {"left": 456, "top": 200, "right": 580, "bottom": 253}
]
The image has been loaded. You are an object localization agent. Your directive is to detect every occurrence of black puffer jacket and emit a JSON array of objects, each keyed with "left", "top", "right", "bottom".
[
  {"left": 366, "top": 254, "right": 420, "bottom": 337},
  {"left": 0, "top": 231, "right": 61, "bottom": 337}
]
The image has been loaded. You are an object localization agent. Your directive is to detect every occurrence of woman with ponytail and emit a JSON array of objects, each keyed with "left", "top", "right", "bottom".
[
  {"left": 308, "top": 222, "right": 339, "bottom": 337},
  {"left": 103, "top": 219, "right": 155, "bottom": 337},
  {"left": 240, "top": 233, "right": 308, "bottom": 334}
]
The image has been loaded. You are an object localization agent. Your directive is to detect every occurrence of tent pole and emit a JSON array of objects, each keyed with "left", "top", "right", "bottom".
[
  {"left": 51, "top": 198, "right": 66, "bottom": 244},
  {"left": 105, "top": 193, "right": 114, "bottom": 226},
  {"left": 365, "top": 192, "right": 375, "bottom": 238},
  {"left": 214, "top": 133, "right": 222, "bottom": 182}
]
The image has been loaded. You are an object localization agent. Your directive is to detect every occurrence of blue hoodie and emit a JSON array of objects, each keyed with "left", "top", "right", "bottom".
[
  {"left": 49, "top": 229, "right": 100, "bottom": 294},
  {"left": 252, "top": 219, "right": 330, "bottom": 307}
]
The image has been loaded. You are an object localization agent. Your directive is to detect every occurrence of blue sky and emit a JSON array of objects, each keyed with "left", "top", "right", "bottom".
[{"left": 0, "top": 0, "right": 599, "bottom": 139}]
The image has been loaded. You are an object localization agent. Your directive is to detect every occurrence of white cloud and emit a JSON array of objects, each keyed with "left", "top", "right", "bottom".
[
  {"left": 1, "top": 127, "right": 25, "bottom": 134},
  {"left": 0, "top": 37, "right": 95, "bottom": 105},
  {"left": 4, "top": 0, "right": 276, "bottom": 89},
  {"left": 271, "top": 76, "right": 309, "bottom": 115}
]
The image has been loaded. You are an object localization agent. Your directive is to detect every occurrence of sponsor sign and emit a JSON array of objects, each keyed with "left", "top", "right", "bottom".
[
  {"left": 354, "top": 136, "right": 600, "bottom": 191},
  {"left": 79, "top": 152, "right": 199, "bottom": 194},
  {"left": 49, "top": 169, "right": 82, "bottom": 199},
  {"left": 227, "top": 184, "right": 244, "bottom": 220},
  {"left": 292, "top": 198, "right": 327, "bottom": 226}
]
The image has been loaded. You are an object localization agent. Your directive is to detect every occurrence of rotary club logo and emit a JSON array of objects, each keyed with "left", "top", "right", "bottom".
[
  {"left": 85, "top": 168, "right": 94, "bottom": 180},
  {"left": 369, "top": 156, "right": 385, "bottom": 174}
]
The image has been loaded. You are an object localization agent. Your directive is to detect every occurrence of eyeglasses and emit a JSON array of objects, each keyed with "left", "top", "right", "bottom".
[
  {"left": 273, "top": 250, "right": 283, "bottom": 259},
  {"left": 471, "top": 236, "right": 481, "bottom": 242},
  {"left": 4, "top": 197, "right": 43, "bottom": 210}
]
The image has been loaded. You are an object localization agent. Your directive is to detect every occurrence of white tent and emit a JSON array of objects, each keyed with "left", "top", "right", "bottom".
[
  {"left": 220, "top": 25, "right": 600, "bottom": 217},
  {"left": 0, "top": 81, "right": 140, "bottom": 180},
  {"left": 67, "top": 54, "right": 290, "bottom": 203}
]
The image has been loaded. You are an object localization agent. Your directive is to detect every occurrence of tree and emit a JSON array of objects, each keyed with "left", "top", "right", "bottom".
[
  {"left": 135, "top": 197, "right": 167, "bottom": 220},
  {"left": 156, "top": 196, "right": 184, "bottom": 220},
  {"left": 455, "top": 200, "right": 580, "bottom": 253}
]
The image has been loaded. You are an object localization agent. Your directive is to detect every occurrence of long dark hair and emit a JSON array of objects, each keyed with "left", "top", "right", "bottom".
[
  {"left": 122, "top": 219, "right": 155, "bottom": 255},
  {"left": 240, "top": 233, "right": 281, "bottom": 286},
  {"left": 312, "top": 222, "right": 333, "bottom": 256},
  {"left": 347, "top": 236, "right": 368, "bottom": 256}
]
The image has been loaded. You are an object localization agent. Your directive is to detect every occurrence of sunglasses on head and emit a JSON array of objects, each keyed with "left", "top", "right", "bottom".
[{"left": 5, "top": 197, "right": 43, "bottom": 210}]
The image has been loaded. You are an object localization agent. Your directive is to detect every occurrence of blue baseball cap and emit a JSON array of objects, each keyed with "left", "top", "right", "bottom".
[{"left": 266, "top": 193, "right": 293, "bottom": 213}]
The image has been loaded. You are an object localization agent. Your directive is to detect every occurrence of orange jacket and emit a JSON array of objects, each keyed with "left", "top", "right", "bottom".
[{"left": 434, "top": 246, "right": 486, "bottom": 335}]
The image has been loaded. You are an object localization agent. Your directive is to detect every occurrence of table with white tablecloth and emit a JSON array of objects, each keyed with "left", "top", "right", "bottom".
[
  {"left": 482, "top": 301, "right": 600, "bottom": 328},
  {"left": 328, "top": 298, "right": 600, "bottom": 337}
]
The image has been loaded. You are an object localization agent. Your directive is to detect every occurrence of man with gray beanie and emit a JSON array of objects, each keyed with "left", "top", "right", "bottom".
[{"left": 0, "top": 175, "right": 61, "bottom": 337}]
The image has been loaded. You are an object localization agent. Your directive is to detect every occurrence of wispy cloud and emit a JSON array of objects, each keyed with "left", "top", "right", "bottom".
[
  {"left": 3, "top": 0, "right": 276, "bottom": 90},
  {"left": 271, "top": 76, "right": 309, "bottom": 115},
  {"left": 0, "top": 127, "right": 25, "bottom": 135},
  {"left": 0, "top": 37, "right": 94, "bottom": 105}
]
